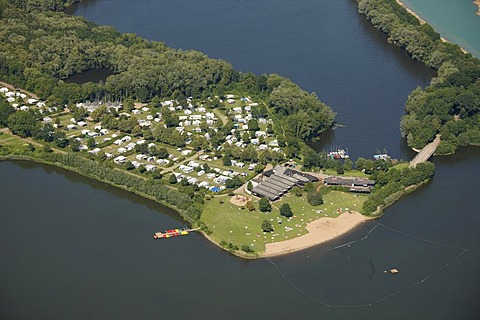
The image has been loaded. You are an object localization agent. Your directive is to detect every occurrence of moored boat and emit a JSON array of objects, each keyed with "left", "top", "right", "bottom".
[{"left": 153, "top": 228, "right": 189, "bottom": 239}]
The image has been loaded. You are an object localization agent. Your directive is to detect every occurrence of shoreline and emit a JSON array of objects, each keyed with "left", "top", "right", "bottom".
[
  {"left": 260, "top": 211, "right": 371, "bottom": 258},
  {"left": 395, "top": 0, "right": 469, "bottom": 54},
  {"left": 476, "top": 0, "right": 480, "bottom": 16}
]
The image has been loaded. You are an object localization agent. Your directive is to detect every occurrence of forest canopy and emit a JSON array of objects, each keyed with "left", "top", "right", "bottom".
[{"left": 0, "top": 0, "right": 335, "bottom": 141}]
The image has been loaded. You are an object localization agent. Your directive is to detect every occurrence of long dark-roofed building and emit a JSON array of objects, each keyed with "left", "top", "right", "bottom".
[
  {"left": 251, "top": 165, "right": 319, "bottom": 200},
  {"left": 323, "top": 176, "right": 375, "bottom": 193}
]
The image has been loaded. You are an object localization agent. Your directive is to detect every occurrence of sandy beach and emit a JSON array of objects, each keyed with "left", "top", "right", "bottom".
[
  {"left": 261, "top": 212, "right": 369, "bottom": 257},
  {"left": 395, "top": 0, "right": 468, "bottom": 54},
  {"left": 475, "top": 0, "right": 480, "bottom": 16}
]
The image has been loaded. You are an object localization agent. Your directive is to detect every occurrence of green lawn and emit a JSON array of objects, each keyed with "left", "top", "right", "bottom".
[
  {"left": 201, "top": 190, "right": 368, "bottom": 253},
  {"left": 0, "top": 132, "right": 26, "bottom": 146},
  {"left": 391, "top": 162, "right": 409, "bottom": 171}
]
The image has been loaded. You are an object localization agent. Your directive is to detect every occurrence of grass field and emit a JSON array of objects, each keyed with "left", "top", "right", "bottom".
[
  {"left": 0, "top": 132, "right": 27, "bottom": 146},
  {"left": 201, "top": 190, "right": 368, "bottom": 253},
  {"left": 391, "top": 162, "right": 409, "bottom": 171}
]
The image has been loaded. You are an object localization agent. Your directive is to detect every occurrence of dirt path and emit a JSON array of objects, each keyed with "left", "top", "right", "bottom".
[
  {"left": 164, "top": 150, "right": 203, "bottom": 173},
  {"left": 0, "top": 80, "right": 39, "bottom": 99}
]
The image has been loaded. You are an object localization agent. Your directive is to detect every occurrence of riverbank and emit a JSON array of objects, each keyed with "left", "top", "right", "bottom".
[{"left": 261, "top": 211, "right": 370, "bottom": 257}]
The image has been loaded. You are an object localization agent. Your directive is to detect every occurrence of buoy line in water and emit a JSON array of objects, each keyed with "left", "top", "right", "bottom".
[{"left": 265, "top": 221, "right": 468, "bottom": 308}]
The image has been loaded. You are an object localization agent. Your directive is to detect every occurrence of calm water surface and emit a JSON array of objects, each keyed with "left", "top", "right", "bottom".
[
  {"left": 66, "top": 0, "right": 436, "bottom": 160},
  {"left": 64, "top": 67, "right": 114, "bottom": 84},
  {"left": 1, "top": 0, "right": 479, "bottom": 318},
  {"left": 401, "top": 0, "right": 480, "bottom": 59},
  {"left": 2, "top": 154, "right": 480, "bottom": 319}
]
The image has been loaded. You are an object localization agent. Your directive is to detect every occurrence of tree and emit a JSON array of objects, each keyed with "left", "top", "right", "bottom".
[
  {"left": 26, "top": 143, "right": 35, "bottom": 152},
  {"left": 303, "top": 182, "right": 315, "bottom": 193},
  {"left": 53, "top": 131, "right": 68, "bottom": 148},
  {"left": 307, "top": 192, "right": 324, "bottom": 206},
  {"left": 223, "top": 155, "right": 232, "bottom": 166},
  {"left": 125, "top": 161, "right": 135, "bottom": 170},
  {"left": 35, "top": 123, "right": 55, "bottom": 142},
  {"left": 181, "top": 177, "right": 190, "bottom": 186},
  {"left": 169, "top": 173, "right": 178, "bottom": 184},
  {"left": 241, "top": 245, "right": 252, "bottom": 253},
  {"left": 7, "top": 111, "right": 38, "bottom": 137},
  {"left": 86, "top": 137, "right": 96, "bottom": 148},
  {"left": 280, "top": 203, "right": 293, "bottom": 218},
  {"left": 266, "top": 123, "right": 274, "bottom": 134},
  {"left": 261, "top": 219, "right": 274, "bottom": 232},
  {"left": 248, "top": 118, "right": 259, "bottom": 131},
  {"left": 242, "top": 131, "right": 250, "bottom": 143},
  {"left": 135, "top": 143, "right": 148, "bottom": 154},
  {"left": 0, "top": 102, "right": 14, "bottom": 127},
  {"left": 225, "top": 177, "right": 242, "bottom": 189},
  {"left": 123, "top": 98, "right": 134, "bottom": 112},
  {"left": 70, "top": 138, "right": 80, "bottom": 152},
  {"left": 154, "top": 146, "right": 169, "bottom": 159},
  {"left": 291, "top": 186, "right": 303, "bottom": 197},
  {"left": 343, "top": 159, "right": 353, "bottom": 171},
  {"left": 336, "top": 161, "right": 344, "bottom": 175},
  {"left": 259, "top": 197, "right": 271, "bottom": 212},
  {"left": 152, "top": 170, "right": 163, "bottom": 180},
  {"left": 246, "top": 181, "right": 253, "bottom": 191}
]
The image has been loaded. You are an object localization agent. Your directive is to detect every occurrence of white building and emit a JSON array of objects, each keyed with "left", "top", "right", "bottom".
[{"left": 114, "top": 156, "right": 127, "bottom": 164}]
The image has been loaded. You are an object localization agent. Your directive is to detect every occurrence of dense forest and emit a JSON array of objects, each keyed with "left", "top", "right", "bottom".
[
  {"left": 6, "top": 0, "right": 78, "bottom": 11},
  {"left": 0, "top": 0, "right": 334, "bottom": 142},
  {"left": 357, "top": 0, "right": 480, "bottom": 154}
]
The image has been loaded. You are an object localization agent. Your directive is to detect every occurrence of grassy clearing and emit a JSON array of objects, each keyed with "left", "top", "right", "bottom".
[
  {"left": 0, "top": 132, "right": 26, "bottom": 146},
  {"left": 201, "top": 190, "right": 368, "bottom": 253},
  {"left": 391, "top": 162, "right": 409, "bottom": 171}
]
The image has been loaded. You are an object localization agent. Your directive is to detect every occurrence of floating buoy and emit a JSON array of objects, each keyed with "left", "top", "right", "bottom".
[{"left": 389, "top": 268, "right": 399, "bottom": 274}]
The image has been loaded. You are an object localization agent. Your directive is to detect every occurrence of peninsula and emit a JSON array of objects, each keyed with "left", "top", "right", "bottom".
[{"left": 1, "top": 0, "right": 477, "bottom": 259}]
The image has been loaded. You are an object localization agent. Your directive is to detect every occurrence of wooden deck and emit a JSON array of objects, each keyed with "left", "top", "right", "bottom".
[{"left": 410, "top": 134, "right": 441, "bottom": 167}]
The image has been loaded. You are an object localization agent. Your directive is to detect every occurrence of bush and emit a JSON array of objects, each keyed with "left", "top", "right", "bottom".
[
  {"left": 259, "top": 197, "right": 271, "bottom": 212},
  {"left": 261, "top": 219, "right": 274, "bottom": 232},
  {"left": 291, "top": 186, "right": 303, "bottom": 196},
  {"left": 307, "top": 191, "right": 324, "bottom": 206},
  {"left": 227, "top": 243, "right": 238, "bottom": 250},
  {"left": 152, "top": 170, "right": 163, "bottom": 179},
  {"left": 241, "top": 245, "right": 252, "bottom": 253},
  {"left": 279, "top": 203, "right": 293, "bottom": 218},
  {"left": 43, "top": 145, "right": 53, "bottom": 153},
  {"left": 246, "top": 201, "right": 255, "bottom": 211},
  {"left": 169, "top": 173, "right": 177, "bottom": 184}
]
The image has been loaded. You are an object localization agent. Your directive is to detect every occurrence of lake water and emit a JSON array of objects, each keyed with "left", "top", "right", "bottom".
[
  {"left": 66, "top": 0, "right": 436, "bottom": 161},
  {"left": 401, "top": 0, "right": 480, "bottom": 59},
  {"left": 63, "top": 67, "right": 114, "bottom": 84},
  {"left": 1, "top": 0, "right": 479, "bottom": 318}
]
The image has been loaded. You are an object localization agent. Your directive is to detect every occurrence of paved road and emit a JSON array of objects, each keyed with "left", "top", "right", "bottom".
[{"left": 410, "top": 134, "right": 441, "bottom": 167}]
